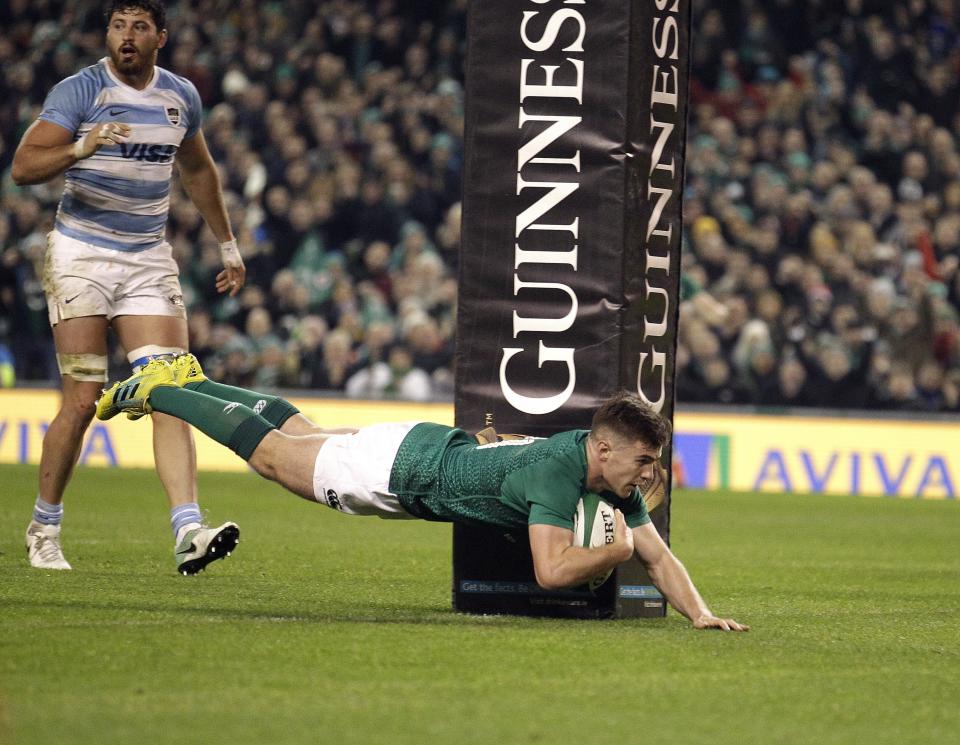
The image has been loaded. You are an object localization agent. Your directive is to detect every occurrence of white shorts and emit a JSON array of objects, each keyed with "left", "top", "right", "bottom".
[
  {"left": 313, "top": 422, "right": 421, "bottom": 519},
  {"left": 44, "top": 229, "right": 186, "bottom": 325}
]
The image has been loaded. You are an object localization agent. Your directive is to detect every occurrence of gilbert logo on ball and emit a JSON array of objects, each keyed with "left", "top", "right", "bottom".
[{"left": 572, "top": 493, "right": 617, "bottom": 592}]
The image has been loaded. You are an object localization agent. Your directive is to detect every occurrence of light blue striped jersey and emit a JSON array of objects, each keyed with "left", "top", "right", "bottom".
[{"left": 38, "top": 58, "right": 203, "bottom": 252}]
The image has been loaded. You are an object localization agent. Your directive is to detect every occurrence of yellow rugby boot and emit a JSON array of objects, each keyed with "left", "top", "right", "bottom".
[
  {"left": 170, "top": 352, "right": 208, "bottom": 387},
  {"left": 96, "top": 358, "right": 178, "bottom": 421}
]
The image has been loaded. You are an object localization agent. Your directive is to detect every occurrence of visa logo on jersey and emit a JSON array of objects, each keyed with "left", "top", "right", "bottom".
[{"left": 119, "top": 142, "right": 176, "bottom": 162}]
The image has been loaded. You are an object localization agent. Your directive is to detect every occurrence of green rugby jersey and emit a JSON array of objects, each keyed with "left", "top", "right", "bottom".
[{"left": 388, "top": 423, "right": 651, "bottom": 531}]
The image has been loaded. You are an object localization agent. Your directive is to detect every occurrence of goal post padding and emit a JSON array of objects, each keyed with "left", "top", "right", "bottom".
[{"left": 454, "top": 0, "right": 691, "bottom": 618}]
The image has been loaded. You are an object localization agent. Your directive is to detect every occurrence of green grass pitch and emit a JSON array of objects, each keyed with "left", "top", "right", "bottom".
[{"left": 1, "top": 462, "right": 958, "bottom": 745}]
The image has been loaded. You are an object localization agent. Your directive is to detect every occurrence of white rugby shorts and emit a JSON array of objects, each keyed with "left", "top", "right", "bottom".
[
  {"left": 313, "top": 421, "right": 421, "bottom": 519},
  {"left": 44, "top": 229, "right": 186, "bottom": 325}
]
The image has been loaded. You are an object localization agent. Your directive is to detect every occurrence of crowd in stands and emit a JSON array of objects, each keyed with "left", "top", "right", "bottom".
[
  {"left": 680, "top": 0, "right": 960, "bottom": 411},
  {"left": 1, "top": 0, "right": 958, "bottom": 413}
]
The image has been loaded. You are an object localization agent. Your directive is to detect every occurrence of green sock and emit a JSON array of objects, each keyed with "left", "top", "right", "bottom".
[
  {"left": 150, "top": 387, "right": 275, "bottom": 460},
  {"left": 184, "top": 380, "right": 300, "bottom": 428}
]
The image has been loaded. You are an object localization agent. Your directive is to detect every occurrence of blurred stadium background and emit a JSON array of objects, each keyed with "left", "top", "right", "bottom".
[{"left": 2, "top": 0, "right": 957, "bottom": 412}]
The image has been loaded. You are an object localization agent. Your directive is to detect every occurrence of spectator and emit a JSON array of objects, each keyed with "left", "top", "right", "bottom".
[
  {"left": 311, "top": 328, "right": 358, "bottom": 392},
  {"left": 676, "top": 0, "right": 960, "bottom": 412},
  {"left": 346, "top": 343, "right": 432, "bottom": 401},
  {"left": 758, "top": 356, "right": 814, "bottom": 408}
]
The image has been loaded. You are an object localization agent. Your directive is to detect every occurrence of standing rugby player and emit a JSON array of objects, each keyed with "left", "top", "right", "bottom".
[{"left": 12, "top": 1, "right": 245, "bottom": 574}]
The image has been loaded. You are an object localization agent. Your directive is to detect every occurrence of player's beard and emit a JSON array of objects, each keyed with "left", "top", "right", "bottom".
[{"left": 110, "top": 45, "right": 149, "bottom": 77}]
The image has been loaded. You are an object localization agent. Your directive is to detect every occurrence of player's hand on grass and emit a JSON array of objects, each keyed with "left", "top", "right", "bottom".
[
  {"left": 76, "top": 122, "right": 130, "bottom": 160},
  {"left": 693, "top": 614, "right": 750, "bottom": 632},
  {"left": 611, "top": 509, "right": 635, "bottom": 562}
]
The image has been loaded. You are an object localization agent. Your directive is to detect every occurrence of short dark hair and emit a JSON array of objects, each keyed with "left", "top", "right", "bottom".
[
  {"left": 590, "top": 391, "right": 671, "bottom": 449},
  {"left": 104, "top": 0, "right": 166, "bottom": 32}
]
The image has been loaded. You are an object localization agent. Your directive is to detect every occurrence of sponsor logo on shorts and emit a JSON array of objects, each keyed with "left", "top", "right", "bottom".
[
  {"left": 222, "top": 402, "right": 240, "bottom": 414},
  {"left": 253, "top": 400, "right": 266, "bottom": 414},
  {"left": 168, "top": 293, "right": 184, "bottom": 308},
  {"left": 325, "top": 489, "right": 342, "bottom": 511}
]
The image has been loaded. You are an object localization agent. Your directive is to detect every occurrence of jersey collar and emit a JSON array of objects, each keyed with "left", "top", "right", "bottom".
[{"left": 101, "top": 56, "right": 158, "bottom": 92}]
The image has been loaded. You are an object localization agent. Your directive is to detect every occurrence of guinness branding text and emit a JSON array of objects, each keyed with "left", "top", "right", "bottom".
[
  {"left": 636, "top": 0, "right": 682, "bottom": 413},
  {"left": 500, "top": 0, "right": 586, "bottom": 415}
]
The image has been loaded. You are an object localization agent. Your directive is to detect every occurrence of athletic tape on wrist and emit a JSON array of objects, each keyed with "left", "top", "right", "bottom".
[
  {"left": 73, "top": 139, "right": 86, "bottom": 160},
  {"left": 219, "top": 238, "right": 242, "bottom": 268}
]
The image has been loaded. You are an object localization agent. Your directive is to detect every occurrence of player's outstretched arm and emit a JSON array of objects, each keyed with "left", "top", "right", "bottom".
[
  {"left": 529, "top": 509, "right": 634, "bottom": 590},
  {"left": 632, "top": 522, "right": 749, "bottom": 631}
]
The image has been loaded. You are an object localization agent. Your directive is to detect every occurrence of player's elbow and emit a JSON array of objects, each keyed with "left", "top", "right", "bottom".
[
  {"left": 534, "top": 574, "right": 564, "bottom": 592},
  {"left": 176, "top": 158, "right": 216, "bottom": 186},
  {"left": 532, "top": 563, "right": 554, "bottom": 591},
  {"left": 11, "top": 152, "right": 43, "bottom": 186},
  {"left": 532, "top": 561, "right": 568, "bottom": 591},
  {"left": 10, "top": 159, "right": 30, "bottom": 186}
]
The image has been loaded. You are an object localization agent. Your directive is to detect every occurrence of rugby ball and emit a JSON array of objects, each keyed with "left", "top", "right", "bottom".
[{"left": 572, "top": 492, "right": 617, "bottom": 591}]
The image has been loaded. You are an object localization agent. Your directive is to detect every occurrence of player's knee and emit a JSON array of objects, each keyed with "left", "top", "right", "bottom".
[
  {"left": 59, "top": 392, "right": 98, "bottom": 425},
  {"left": 249, "top": 452, "right": 279, "bottom": 482},
  {"left": 278, "top": 413, "right": 320, "bottom": 436},
  {"left": 149, "top": 410, "right": 188, "bottom": 430},
  {"left": 56, "top": 355, "right": 107, "bottom": 424}
]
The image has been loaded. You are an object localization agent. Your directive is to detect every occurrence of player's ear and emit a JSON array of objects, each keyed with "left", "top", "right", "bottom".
[
  {"left": 595, "top": 436, "right": 612, "bottom": 460},
  {"left": 158, "top": 29, "right": 168, "bottom": 48}
]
